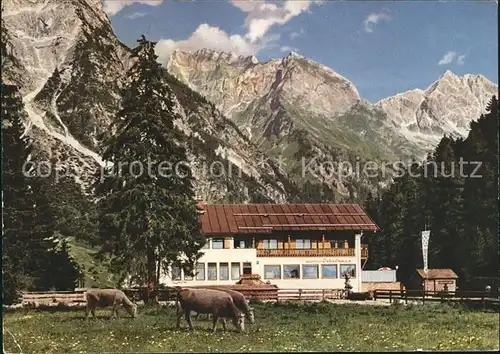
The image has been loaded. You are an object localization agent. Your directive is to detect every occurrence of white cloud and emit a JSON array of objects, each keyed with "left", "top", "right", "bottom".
[
  {"left": 155, "top": 0, "right": 321, "bottom": 65},
  {"left": 280, "top": 46, "right": 298, "bottom": 53},
  {"left": 234, "top": 0, "right": 319, "bottom": 43},
  {"left": 231, "top": 0, "right": 261, "bottom": 12},
  {"left": 438, "top": 51, "right": 457, "bottom": 65},
  {"left": 103, "top": 0, "right": 163, "bottom": 16},
  {"left": 457, "top": 54, "right": 466, "bottom": 65},
  {"left": 124, "top": 12, "right": 147, "bottom": 19},
  {"left": 363, "top": 12, "right": 391, "bottom": 33},
  {"left": 155, "top": 24, "right": 278, "bottom": 65},
  {"left": 289, "top": 28, "right": 305, "bottom": 40}
]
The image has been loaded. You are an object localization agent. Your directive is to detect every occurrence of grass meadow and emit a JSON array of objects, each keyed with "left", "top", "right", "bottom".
[{"left": 3, "top": 301, "right": 499, "bottom": 353}]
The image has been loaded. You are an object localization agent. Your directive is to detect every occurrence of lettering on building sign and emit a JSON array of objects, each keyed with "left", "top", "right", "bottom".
[{"left": 305, "top": 258, "right": 355, "bottom": 264}]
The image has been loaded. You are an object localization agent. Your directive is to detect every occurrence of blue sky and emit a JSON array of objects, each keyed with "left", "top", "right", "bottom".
[{"left": 105, "top": 0, "right": 498, "bottom": 102}]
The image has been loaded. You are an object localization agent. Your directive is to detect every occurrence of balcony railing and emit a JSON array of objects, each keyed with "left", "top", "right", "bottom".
[{"left": 257, "top": 247, "right": 368, "bottom": 258}]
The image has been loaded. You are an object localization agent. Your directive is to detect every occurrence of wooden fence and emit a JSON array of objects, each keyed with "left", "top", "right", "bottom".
[
  {"left": 124, "top": 287, "right": 345, "bottom": 302},
  {"left": 20, "top": 288, "right": 498, "bottom": 308},
  {"left": 18, "top": 287, "right": 346, "bottom": 307},
  {"left": 373, "top": 289, "right": 500, "bottom": 309},
  {"left": 21, "top": 290, "right": 87, "bottom": 307},
  {"left": 277, "top": 289, "right": 344, "bottom": 301}
]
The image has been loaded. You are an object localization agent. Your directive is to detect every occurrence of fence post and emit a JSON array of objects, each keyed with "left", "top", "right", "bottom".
[
  {"left": 298, "top": 289, "right": 302, "bottom": 301},
  {"left": 405, "top": 290, "right": 408, "bottom": 304},
  {"left": 389, "top": 290, "right": 392, "bottom": 304},
  {"left": 322, "top": 289, "right": 325, "bottom": 301}
]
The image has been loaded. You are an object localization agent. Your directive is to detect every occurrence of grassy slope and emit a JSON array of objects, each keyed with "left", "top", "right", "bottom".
[
  {"left": 3, "top": 302, "right": 499, "bottom": 352},
  {"left": 66, "top": 237, "right": 118, "bottom": 288}
]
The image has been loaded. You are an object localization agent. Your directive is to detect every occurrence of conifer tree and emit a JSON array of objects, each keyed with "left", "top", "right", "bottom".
[
  {"left": 95, "top": 36, "right": 205, "bottom": 301},
  {"left": 460, "top": 96, "right": 498, "bottom": 278},
  {"left": 363, "top": 191, "right": 383, "bottom": 268},
  {"left": 2, "top": 83, "right": 82, "bottom": 297},
  {"left": 1, "top": 84, "right": 58, "bottom": 300},
  {"left": 423, "top": 137, "right": 464, "bottom": 273},
  {"left": 2, "top": 83, "right": 33, "bottom": 303}
]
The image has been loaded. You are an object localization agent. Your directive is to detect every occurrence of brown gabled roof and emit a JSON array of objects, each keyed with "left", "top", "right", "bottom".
[
  {"left": 416, "top": 269, "right": 458, "bottom": 279},
  {"left": 199, "top": 203, "right": 379, "bottom": 235}
]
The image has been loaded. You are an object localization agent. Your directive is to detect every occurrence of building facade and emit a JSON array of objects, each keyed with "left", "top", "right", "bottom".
[
  {"left": 410, "top": 269, "right": 458, "bottom": 292},
  {"left": 159, "top": 203, "right": 378, "bottom": 292}
]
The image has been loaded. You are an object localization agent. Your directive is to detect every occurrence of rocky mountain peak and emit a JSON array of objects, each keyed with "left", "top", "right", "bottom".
[
  {"left": 376, "top": 70, "right": 497, "bottom": 151},
  {"left": 167, "top": 47, "right": 361, "bottom": 120},
  {"left": 170, "top": 48, "right": 258, "bottom": 68}
]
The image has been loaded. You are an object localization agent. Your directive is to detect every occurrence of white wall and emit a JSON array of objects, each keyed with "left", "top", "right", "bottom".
[
  {"left": 254, "top": 256, "right": 358, "bottom": 290},
  {"left": 160, "top": 247, "right": 362, "bottom": 291},
  {"left": 159, "top": 248, "right": 258, "bottom": 287}
]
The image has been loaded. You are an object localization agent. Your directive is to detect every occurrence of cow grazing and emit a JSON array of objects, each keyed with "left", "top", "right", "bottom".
[
  {"left": 85, "top": 288, "right": 137, "bottom": 320},
  {"left": 175, "top": 288, "right": 245, "bottom": 333},
  {"left": 195, "top": 288, "right": 255, "bottom": 324}
]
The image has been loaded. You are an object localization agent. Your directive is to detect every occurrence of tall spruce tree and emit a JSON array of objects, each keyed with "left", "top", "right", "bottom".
[
  {"left": 460, "top": 96, "right": 498, "bottom": 279},
  {"left": 2, "top": 83, "right": 34, "bottom": 303},
  {"left": 424, "top": 137, "right": 464, "bottom": 274},
  {"left": 96, "top": 36, "right": 205, "bottom": 301},
  {"left": 363, "top": 191, "right": 384, "bottom": 269},
  {"left": 2, "top": 84, "right": 81, "bottom": 297},
  {"left": 2, "top": 84, "right": 58, "bottom": 300}
]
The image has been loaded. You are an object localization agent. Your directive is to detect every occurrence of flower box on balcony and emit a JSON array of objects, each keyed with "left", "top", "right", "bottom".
[{"left": 240, "top": 274, "right": 261, "bottom": 280}]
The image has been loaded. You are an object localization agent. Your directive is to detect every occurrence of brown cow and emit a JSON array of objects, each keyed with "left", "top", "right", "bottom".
[
  {"left": 85, "top": 289, "right": 137, "bottom": 319},
  {"left": 175, "top": 288, "right": 244, "bottom": 333},
  {"left": 195, "top": 288, "right": 255, "bottom": 324}
]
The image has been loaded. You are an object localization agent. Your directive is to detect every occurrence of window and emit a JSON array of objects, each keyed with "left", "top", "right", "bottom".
[
  {"left": 340, "top": 264, "right": 356, "bottom": 278},
  {"left": 264, "top": 265, "right": 281, "bottom": 279},
  {"left": 235, "top": 240, "right": 252, "bottom": 249},
  {"left": 184, "top": 268, "right": 194, "bottom": 281},
  {"left": 208, "top": 263, "right": 217, "bottom": 280},
  {"left": 171, "top": 265, "right": 181, "bottom": 281},
  {"left": 296, "top": 239, "right": 311, "bottom": 249},
  {"left": 302, "top": 265, "right": 319, "bottom": 279},
  {"left": 196, "top": 263, "right": 205, "bottom": 281},
  {"left": 321, "top": 264, "right": 338, "bottom": 279},
  {"left": 219, "top": 263, "right": 229, "bottom": 280},
  {"left": 212, "top": 238, "right": 224, "bottom": 249},
  {"left": 330, "top": 240, "right": 339, "bottom": 248},
  {"left": 243, "top": 262, "right": 252, "bottom": 275},
  {"left": 283, "top": 265, "right": 300, "bottom": 279},
  {"left": 231, "top": 263, "right": 240, "bottom": 280},
  {"left": 263, "top": 239, "right": 278, "bottom": 249}
]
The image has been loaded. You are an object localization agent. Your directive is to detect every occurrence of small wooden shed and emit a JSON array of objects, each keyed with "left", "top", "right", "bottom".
[{"left": 412, "top": 269, "right": 458, "bottom": 292}]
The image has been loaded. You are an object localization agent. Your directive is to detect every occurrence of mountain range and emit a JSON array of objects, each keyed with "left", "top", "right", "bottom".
[
  {"left": 168, "top": 49, "right": 497, "bottom": 162},
  {"left": 2, "top": 0, "right": 498, "bottom": 204}
]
